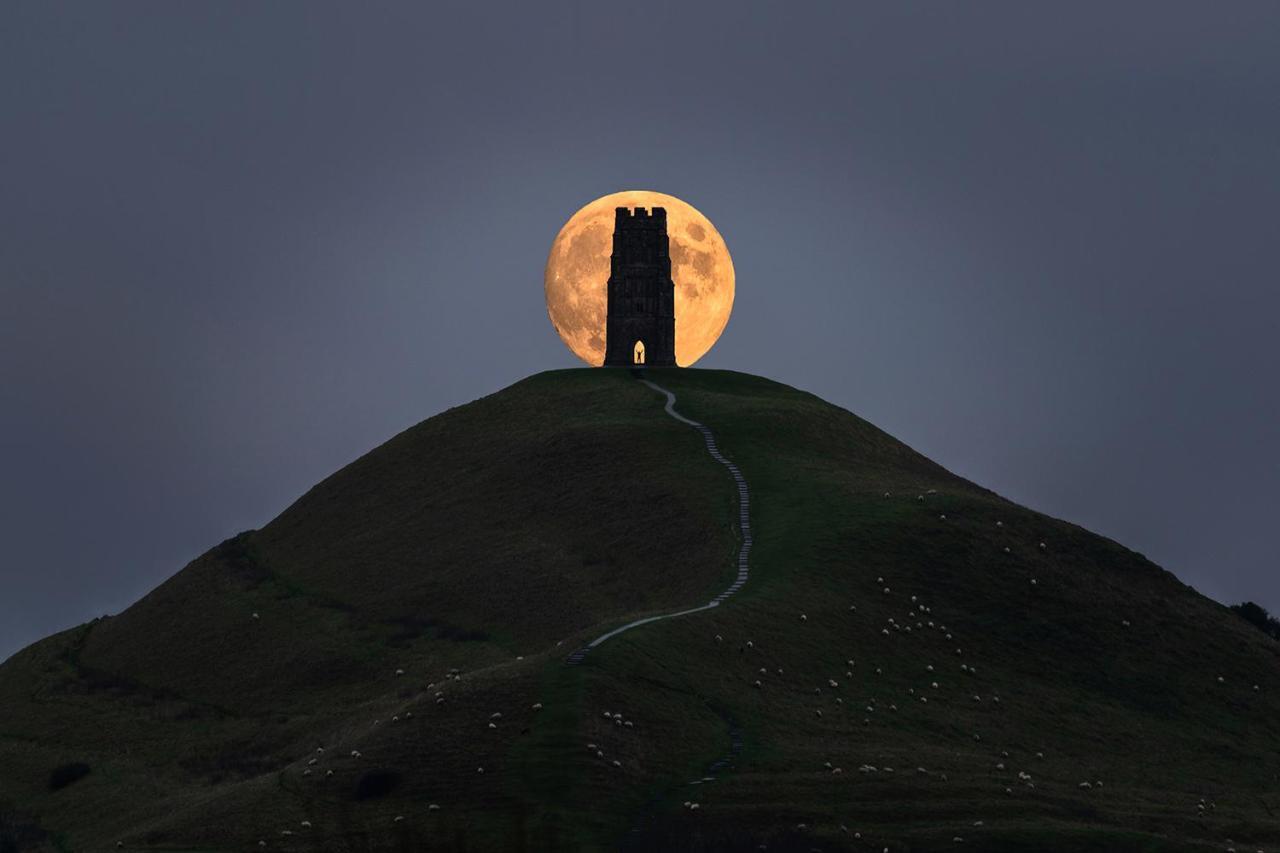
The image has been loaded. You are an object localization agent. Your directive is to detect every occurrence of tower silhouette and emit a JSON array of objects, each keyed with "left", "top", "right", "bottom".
[{"left": 603, "top": 206, "right": 676, "bottom": 367}]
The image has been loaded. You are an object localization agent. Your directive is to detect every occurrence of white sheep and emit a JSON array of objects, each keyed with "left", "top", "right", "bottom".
[
  {"left": 395, "top": 668, "right": 405, "bottom": 676},
  {"left": 300, "top": 821, "right": 311, "bottom": 828},
  {"left": 532, "top": 702, "right": 543, "bottom": 710},
  {"left": 428, "top": 804, "right": 440, "bottom": 811}
]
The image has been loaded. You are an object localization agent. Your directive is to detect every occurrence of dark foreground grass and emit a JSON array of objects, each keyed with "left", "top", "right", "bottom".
[{"left": 2, "top": 368, "right": 1278, "bottom": 852}]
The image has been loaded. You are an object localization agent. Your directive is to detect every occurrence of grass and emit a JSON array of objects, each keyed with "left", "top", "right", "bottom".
[{"left": 2, "top": 368, "right": 1279, "bottom": 851}]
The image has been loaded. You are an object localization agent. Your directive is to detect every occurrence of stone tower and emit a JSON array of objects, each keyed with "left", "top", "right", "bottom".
[{"left": 603, "top": 206, "right": 676, "bottom": 367}]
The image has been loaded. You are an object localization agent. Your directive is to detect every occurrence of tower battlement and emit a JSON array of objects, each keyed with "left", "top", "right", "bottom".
[{"left": 614, "top": 206, "right": 667, "bottom": 223}]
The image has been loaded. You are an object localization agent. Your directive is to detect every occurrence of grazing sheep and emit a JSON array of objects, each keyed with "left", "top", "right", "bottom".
[
  {"left": 1039, "top": 542, "right": 1046, "bottom": 549},
  {"left": 300, "top": 821, "right": 311, "bottom": 828},
  {"left": 491, "top": 712, "right": 503, "bottom": 719},
  {"left": 996, "top": 521, "right": 1003, "bottom": 527},
  {"left": 1079, "top": 781, "right": 1092, "bottom": 789},
  {"left": 488, "top": 723, "right": 497, "bottom": 730},
  {"left": 828, "top": 679, "right": 839, "bottom": 688},
  {"left": 251, "top": 612, "right": 260, "bottom": 620},
  {"left": 395, "top": 668, "right": 405, "bottom": 676},
  {"left": 883, "top": 587, "right": 891, "bottom": 594},
  {"left": 1030, "top": 579, "right": 1038, "bottom": 586},
  {"left": 302, "top": 769, "right": 312, "bottom": 776},
  {"left": 815, "top": 709, "right": 823, "bottom": 718},
  {"left": 940, "top": 514, "right": 947, "bottom": 520},
  {"left": 532, "top": 703, "right": 543, "bottom": 711},
  {"left": 325, "top": 770, "right": 334, "bottom": 777},
  {"left": 350, "top": 750, "right": 361, "bottom": 758},
  {"left": 715, "top": 634, "right": 723, "bottom": 642},
  {"left": 1003, "top": 547, "right": 1011, "bottom": 554},
  {"left": 800, "top": 614, "right": 808, "bottom": 622},
  {"left": 477, "top": 767, "right": 485, "bottom": 774},
  {"left": 753, "top": 679, "right": 763, "bottom": 689},
  {"left": 612, "top": 760, "right": 622, "bottom": 768},
  {"left": 394, "top": 816, "right": 404, "bottom": 823},
  {"left": 429, "top": 804, "right": 440, "bottom": 811},
  {"left": 308, "top": 758, "right": 318, "bottom": 766}
]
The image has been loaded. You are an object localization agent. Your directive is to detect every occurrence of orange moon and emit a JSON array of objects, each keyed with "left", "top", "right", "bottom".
[{"left": 545, "top": 190, "right": 735, "bottom": 367}]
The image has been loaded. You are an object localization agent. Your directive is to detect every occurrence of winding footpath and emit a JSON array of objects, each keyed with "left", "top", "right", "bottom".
[{"left": 566, "top": 378, "right": 752, "bottom": 665}]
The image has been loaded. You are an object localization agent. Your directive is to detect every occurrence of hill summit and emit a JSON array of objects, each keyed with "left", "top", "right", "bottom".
[{"left": 2, "top": 369, "right": 1278, "bottom": 852}]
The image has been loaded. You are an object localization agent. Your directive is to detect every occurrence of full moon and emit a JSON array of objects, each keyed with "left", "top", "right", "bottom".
[{"left": 545, "top": 190, "right": 735, "bottom": 367}]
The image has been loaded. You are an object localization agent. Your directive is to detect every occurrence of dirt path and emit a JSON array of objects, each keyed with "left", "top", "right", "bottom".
[{"left": 566, "top": 378, "right": 752, "bottom": 665}]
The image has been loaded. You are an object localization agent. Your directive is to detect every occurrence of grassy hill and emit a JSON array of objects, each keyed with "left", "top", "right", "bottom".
[{"left": 2, "top": 368, "right": 1278, "bottom": 852}]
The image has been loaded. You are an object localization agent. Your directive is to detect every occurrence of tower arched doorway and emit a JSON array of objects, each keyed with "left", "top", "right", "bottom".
[{"left": 633, "top": 340, "right": 645, "bottom": 365}]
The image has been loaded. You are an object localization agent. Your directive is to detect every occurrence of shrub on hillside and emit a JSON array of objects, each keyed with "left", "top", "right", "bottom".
[
  {"left": 1231, "top": 601, "right": 1280, "bottom": 640},
  {"left": 355, "top": 769, "right": 403, "bottom": 800},
  {"left": 48, "top": 762, "right": 91, "bottom": 791}
]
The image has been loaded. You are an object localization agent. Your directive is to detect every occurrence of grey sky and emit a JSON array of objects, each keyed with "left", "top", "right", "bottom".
[{"left": 2, "top": 1, "right": 1278, "bottom": 662}]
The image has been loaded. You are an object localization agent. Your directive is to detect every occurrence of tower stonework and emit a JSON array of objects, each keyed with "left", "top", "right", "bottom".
[{"left": 603, "top": 206, "right": 676, "bottom": 367}]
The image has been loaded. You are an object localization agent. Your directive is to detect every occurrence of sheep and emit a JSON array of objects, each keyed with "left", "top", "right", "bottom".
[
  {"left": 491, "top": 712, "right": 503, "bottom": 719},
  {"left": 800, "top": 613, "right": 808, "bottom": 622},
  {"left": 587, "top": 743, "right": 597, "bottom": 750},
  {"left": 715, "top": 634, "right": 723, "bottom": 642},
  {"left": 307, "top": 758, "right": 318, "bottom": 766},
  {"left": 251, "top": 612, "right": 260, "bottom": 620},
  {"left": 300, "top": 821, "right": 312, "bottom": 829},
  {"left": 883, "top": 587, "right": 891, "bottom": 594},
  {"left": 302, "top": 769, "right": 312, "bottom": 776},
  {"left": 828, "top": 678, "right": 839, "bottom": 688},
  {"left": 325, "top": 770, "right": 334, "bottom": 777},
  {"left": 428, "top": 804, "right": 440, "bottom": 811},
  {"left": 832, "top": 767, "right": 843, "bottom": 774},
  {"left": 391, "top": 715, "right": 400, "bottom": 723},
  {"left": 1079, "top": 781, "right": 1092, "bottom": 789},
  {"left": 488, "top": 722, "right": 497, "bottom": 730},
  {"left": 926, "top": 665, "right": 934, "bottom": 672},
  {"left": 1038, "top": 542, "right": 1046, "bottom": 549},
  {"left": 477, "top": 767, "right": 485, "bottom": 773},
  {"left": 350, "top": 750, "right": 361, "bottom": 758},
  {"left": 996, "top": 762, "right": 1005, "bottom": 770},
  {"left": 1030, "top": 579, "right": 1038, "bottom": 586},
  {"left": 815, "top": 709, "right": 823, "bottom": 718},
  {"left": 931, "top": 681, "right": 939, "bottom": 689},
  {"left": 1003, "top": 547, "right": 1011, "bottom": 554},
  {"left": 395, "top": 668, "right": 405, "bottom": 676},
  {"left": 612, "top": 760, "right": 622, "bottom": 768},
  {"left": 996, "top": 521, "right": 1003, "bottom": 527},
  {"left": 940, "top": 514, "right": 947, "bottom": 520},
  {"left": 316, "top": 747, "right": 324, "bottom": 754},
  {"left": 532, "top": 702, "right": 543, "bottom": 711},
  {"left": 394, "top": 816, "right": 404, "bottom": 823},
  {"left": 624, "top": 720, "right": 634, "bottom": 727}
]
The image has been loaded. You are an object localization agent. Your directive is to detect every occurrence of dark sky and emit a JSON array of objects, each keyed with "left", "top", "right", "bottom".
[{"left": 2, "top": 2, "right": 1278, "bottom": 662}]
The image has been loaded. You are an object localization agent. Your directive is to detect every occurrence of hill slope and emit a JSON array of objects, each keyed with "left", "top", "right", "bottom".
[{"left": 2, "top": 368, "right": 1278, "bottom": 852}]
